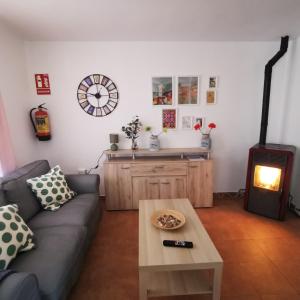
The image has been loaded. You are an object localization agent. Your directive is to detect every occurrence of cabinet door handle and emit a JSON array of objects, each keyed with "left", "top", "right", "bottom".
[
  {"left": 121, "top": 166, "right": 130, "bottom": 169},
  {"left": 155, "top": 165, "right": 164, "bottom": 169},
  {"left": 161, "top": 182, "right": 170, "bottom": 184},
  {"left": 189, "top": 166, "right": 198, "bottom": 168},
  {"left": 149, "top": 182, "right": 159, "bottom": 185}
]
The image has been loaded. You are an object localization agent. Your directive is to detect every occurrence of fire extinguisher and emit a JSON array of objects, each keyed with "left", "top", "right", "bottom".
[{"left": 30, "top": 103, "right": 51, "bottom": 141}]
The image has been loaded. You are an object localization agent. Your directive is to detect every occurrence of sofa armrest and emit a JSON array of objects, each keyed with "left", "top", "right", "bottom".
[
  {"left": 0, "top": 272, "right": 40, "bottom": 300},
  {"left": 65, "top": 174, "right": 100, "bottom": 195}
]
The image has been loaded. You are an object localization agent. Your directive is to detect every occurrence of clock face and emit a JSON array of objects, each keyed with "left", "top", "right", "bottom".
[{"left": 77, "top": 74, "right": 119, "bottom": 117}]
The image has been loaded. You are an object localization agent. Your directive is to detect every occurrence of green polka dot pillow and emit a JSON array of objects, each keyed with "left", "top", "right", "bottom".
[
  {"left": 26, "top": 165, "right": 76, "bottom": 211},
  {"left": 0, "top": 204, "right": 34, "bottom": 270}
]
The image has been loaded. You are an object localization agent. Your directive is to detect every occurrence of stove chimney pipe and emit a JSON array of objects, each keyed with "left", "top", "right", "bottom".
[{"left": 259, "top": 36, "right": 289, "bottom": 145}]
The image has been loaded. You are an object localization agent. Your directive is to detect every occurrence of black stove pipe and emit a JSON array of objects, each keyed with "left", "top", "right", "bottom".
[{"left": 259, "top": 36, "right": 289, "bottom": 145}]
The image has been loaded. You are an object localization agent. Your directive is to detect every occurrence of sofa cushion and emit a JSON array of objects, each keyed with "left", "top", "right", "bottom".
[
  {"left": 0, "top": 205, "right": 35, "bottom": 270},
  {"left": 0, "top": 272, "right": 41, "bottom": 300},
  {"left": 26, "top": 165, "right": 76, "bottom": 212},
  {"left": 28, "top": 194, "right": 99, "bottom": 230},
  {"left": 9, "top": 225, "right": 87, "bottom": 300},
  {"left": 1, "top": 161, "right": 50, "bottom": 221},
  {"left": 0, "top": 188, "right": 6, "bottom": 207}
]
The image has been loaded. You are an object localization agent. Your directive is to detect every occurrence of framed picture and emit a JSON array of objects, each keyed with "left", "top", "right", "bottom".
[
  {"left": 209, "top": 76, "right": 218, "bottom": 88},
  {"left": 206, "top": 90, "right": 217, "bottom": 104},
  {"left": 152, "top": 77, "right": 173, "bottom": 105},
  {"left": 177, "top": 76, "right": 199, "bottom": 105},
  {"left": 192, "top": 117, "right": 204, "bottom": 128},
  {"left": 162, "top": 108, "right": 177, "bottom": 129},
  {"left": 181, "top": 116, "right": 193, "bottom": 130}
]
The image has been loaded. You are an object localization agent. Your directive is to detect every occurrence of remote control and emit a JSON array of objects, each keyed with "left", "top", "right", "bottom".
[{"left": 163, "top": 240, "right": 193, "bottom": 248}]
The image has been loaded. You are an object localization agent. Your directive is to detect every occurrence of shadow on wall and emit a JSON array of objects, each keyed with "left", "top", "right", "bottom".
[{"left": 282, "top": 38, "right": 300, "bottom": 208}]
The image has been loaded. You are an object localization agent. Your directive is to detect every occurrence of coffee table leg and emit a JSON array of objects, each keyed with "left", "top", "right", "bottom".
[
  {"left": 139, "top": 271, "right": 148, "bottom": 300},
  {"left": 212, "top": 264, "right": 223, "bottom": 300}
]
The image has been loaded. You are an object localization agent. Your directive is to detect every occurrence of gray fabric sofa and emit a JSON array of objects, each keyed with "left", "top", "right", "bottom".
[{"left": 0, "top": 160, "right": 102, "bottom": 300}]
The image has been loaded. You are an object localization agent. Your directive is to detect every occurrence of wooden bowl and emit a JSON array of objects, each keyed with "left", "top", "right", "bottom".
[{"left": 151, "top": 209, "right": 186, "bottom": 230}]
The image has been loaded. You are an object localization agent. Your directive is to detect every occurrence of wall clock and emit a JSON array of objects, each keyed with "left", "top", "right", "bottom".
[{"left": 77, "top": 74, "right": 119, "bottom": 117}]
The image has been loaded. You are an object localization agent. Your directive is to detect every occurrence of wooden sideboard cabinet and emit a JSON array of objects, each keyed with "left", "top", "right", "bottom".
[
  {"left": 104, "top": 149, "right": 213, "bottom": 210},
  {"left": 132, "top": 175, "right": 187, "bottom": 208}
]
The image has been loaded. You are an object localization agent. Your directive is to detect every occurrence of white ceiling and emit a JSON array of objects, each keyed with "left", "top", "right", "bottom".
[{"left": 0, "top": 0, "right": 300, "bottom": 41}]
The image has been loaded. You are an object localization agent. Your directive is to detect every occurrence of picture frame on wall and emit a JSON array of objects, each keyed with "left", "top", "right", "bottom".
[
  {"left": 181, "top": 116, "right": 193, "bottom": 130},
  {"left": 206, "top": 90, "right": 217, "bottom": 104},
  {"left": 177, "top": 76, "right": 199, "bottom": 105},
  {"left": 192, "top": 117, "right": 205, "bottom": 128},
  {"left": 209, "top": 76, "right": 218, "bottom": 88},
  {"left": 152, "top": 77, "right": 173, "bottom": 105},
  {"left": 162, "top": 108, "right": 177, "bottom": 129}
]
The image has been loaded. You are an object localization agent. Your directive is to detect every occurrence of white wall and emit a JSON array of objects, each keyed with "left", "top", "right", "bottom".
[
  {"left": 0, "top": 21, "right": 37, "bottom": 166},
  {"left": 281, "top": 37, "right": 300, "bottom": 207},
  {"left": 0, "top": 21, "right": 297, "bottom": 198},
  {"left": 24, "top": 41, "right": 288, "bottom": 193}
]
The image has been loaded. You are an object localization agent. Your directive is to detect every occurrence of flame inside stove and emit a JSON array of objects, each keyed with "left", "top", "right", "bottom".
[{"left": 253, "top": 165, "right": 282, "bottom": 192}]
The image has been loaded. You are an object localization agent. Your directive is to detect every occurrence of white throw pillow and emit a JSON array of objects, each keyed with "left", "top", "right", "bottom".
[
  {"left": 0, "top": 204, "right": 34, "bottom": 270},
  {"left": 27, "top": 165, "right": 76, "bottom": 211}
]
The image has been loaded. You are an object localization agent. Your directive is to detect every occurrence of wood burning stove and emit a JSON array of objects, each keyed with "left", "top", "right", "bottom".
[
  {"left": 245, "top": 144, "right": 295, "bottom": 220},
  {"left": 244, "top": 36, "right": 296, "bottom": 220}
]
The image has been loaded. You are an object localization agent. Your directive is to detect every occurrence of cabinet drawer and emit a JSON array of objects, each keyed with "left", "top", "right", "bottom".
[
  {"left": 188, "top": 160, "right": 211, "bottom": 169},
  {"left": 131, "top": 163, "right": 187, "bottom": 176}
]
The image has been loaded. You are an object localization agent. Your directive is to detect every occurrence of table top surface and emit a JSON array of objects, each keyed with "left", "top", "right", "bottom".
[{"left": 139, "top": 198, "right": 223, "bottom": 271}]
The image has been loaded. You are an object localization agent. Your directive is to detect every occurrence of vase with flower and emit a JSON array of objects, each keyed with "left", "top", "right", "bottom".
[
  {"left": 194, "top": 122, "right": 216, "bottom": 149},
  {"left": 144, "top": 126, "right": 167, "bottom": 151}
]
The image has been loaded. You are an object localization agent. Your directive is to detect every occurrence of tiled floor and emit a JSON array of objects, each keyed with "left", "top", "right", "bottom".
[{"left": 69, "top": 196, "right": 300, "bottom": 300}]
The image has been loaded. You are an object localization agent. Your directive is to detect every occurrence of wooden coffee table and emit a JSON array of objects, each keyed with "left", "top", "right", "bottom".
[{"left": 139, "top": 198, "right": 223, "bottom": 300}]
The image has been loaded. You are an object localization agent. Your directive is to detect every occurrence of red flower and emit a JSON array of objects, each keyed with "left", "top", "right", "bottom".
[
  {"left": 194, "top": 121, "right": 216, "bottom": 134},
  {"left": 194, "top": 123, "right": 201, "bottom": 130}
]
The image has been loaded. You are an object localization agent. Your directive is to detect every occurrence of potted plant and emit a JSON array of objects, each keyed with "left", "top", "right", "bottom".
[{"left": 122, "top": 116, "right": 142, "bottom": 150}]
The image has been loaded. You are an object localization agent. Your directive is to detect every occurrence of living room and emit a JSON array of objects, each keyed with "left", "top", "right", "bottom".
[{"left": 0, "top": 1, "right": 300, "bottom": 299}]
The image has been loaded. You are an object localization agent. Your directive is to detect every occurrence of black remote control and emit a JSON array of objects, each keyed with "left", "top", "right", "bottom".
[{"left": 163, "top": 240, "right": 193, "bottom": 248}]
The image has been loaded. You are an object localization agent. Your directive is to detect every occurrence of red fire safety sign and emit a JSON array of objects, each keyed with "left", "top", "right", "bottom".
[{"left": 35, "top": 74, "right": 51, "bottom": 95}]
